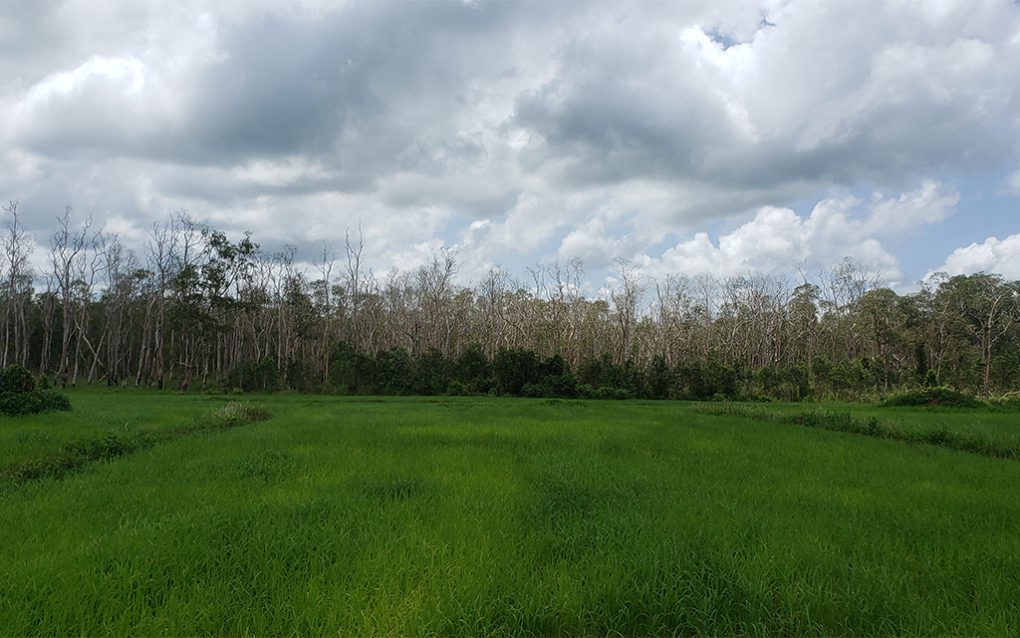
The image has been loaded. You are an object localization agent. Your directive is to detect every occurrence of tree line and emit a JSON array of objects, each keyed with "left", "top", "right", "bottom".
[{"left": 2, "top": 202, "right": 1019, "bottom": 400}]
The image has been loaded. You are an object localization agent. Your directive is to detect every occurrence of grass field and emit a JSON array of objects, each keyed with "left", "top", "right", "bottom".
[
  {"left": 713, "top": 399, "right": 1020, "bottom": 445},
  {"left": 2, "top": 390, "right": 1019, "bottom": 635}
]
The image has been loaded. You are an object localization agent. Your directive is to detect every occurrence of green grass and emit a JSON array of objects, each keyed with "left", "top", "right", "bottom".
[
  {"left": 2, "top": 391, "right": 1019, "bottom": 635},
  {"left": 1, "top": 401, "right": 270, "bottom": 485},
  {"left": 699, "top": 399, "right": 1020, "bottom": 454},
  {"left": 0, "top": 389, "right": 220, "bottom": 467}
]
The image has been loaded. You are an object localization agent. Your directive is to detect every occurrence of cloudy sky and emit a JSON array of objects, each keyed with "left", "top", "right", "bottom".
[{"left": 2, "top": 0, "right": 1019, "bottom": 289}]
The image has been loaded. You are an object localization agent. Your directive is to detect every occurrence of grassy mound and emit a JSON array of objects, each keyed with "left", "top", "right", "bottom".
[{"left": 881, "top": 386, "right": 983, "bottom": 408}]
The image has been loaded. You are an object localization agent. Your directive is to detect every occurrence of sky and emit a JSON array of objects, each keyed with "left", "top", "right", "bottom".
[{"left": 1, "top": 0, "right": 1019, "bottom": 291}]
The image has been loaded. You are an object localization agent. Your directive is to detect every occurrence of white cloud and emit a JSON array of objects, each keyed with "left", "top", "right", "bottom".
[
  {"left": 862, "top": 180, "right": 960, "bottom": 235},
  {"left": 557, "top": 219, "right": 627, "bottom": 265},
  {"left": 638, "top": 181, "right": 959, "bottom": 282},
  {"left": 929, "top": 235, "right": 1020, "bottom": 280},
  {"left": 1006, "top": 169, "right": 1020, "bottom": 195}
]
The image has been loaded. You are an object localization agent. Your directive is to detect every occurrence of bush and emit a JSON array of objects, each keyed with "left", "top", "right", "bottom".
[
  {"left": 520, "top": 373, "right": 578, "bottom": 399},
  {"left": 493, "top": 348, "right": 540, "bottom": 396},
  {"left": 445, "top": 380, "right": 471, "bottom": 396},
  {"left": 593, "top": 386, "right": 633, "bottom": 400},
  {"left": 0, "top": 365, "right": 71, "bottom": 416},
  {"left": 881, "top": 386, "right": 983, "bottom": 408},
  {"left": 38, "top": 389, "right": 71, "bottom": 412},
  {"left": 0, "top": 364, "right": 36, "bottom": 393},
  {"left": 520, "top": 382, "right": 543, "bottom": 398}
]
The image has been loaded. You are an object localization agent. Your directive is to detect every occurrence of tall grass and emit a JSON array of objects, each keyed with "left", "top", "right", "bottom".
[
  {"left": 1, "top": 392, "right": 1018, "bottom": 634},
  {"left": 692, "top": 402, "right": 1020, "bottom": 460},
  {"left": 1, "top": 401, "right": 269, "bottom": 486}
]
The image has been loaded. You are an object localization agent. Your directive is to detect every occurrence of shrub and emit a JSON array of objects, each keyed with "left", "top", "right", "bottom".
[
  {"left": 0, "top": 365, "right": 71, "bottom": 416},
  {"left": 493, "top": 348, "right": 540, "bottom": 396},
  {"left": 0, "top": 364, "right": 36, "bottom": 393},
  {"left": 593, "top": 386, "right": 633, "bottom": 400},
  {"left": 520, "top": 382, "right": 543, "bottom": 398},
  {"left": 881, "top": 387, "right": 983, "bottom": 408},
  {"left": 445, "top": 380, "right": 470, "bottom": 396},
  {"left": 38, "top": 390, "right": 71, "bottom": 412}
]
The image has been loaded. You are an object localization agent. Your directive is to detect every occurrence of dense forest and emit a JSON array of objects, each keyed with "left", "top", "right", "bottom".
[{"left": 2, "top": 202, "right": 1018, "bottom": 400}]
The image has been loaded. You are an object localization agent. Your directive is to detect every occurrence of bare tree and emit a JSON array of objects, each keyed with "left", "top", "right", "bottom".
[
  {"left": 49, "top": 207, "right": 91, "bottom": 386},
  {"left": 344, "top": 225, "right": 365, "bottom": 350},
  {"left": 610, "top": 259, "right": 646, "bottom": 363},
  {"left": 2, "top": 201, "right": 33, "bottom": 367},
  {"left": 315, "top": 242, "right": 337, "bottom": 384}
]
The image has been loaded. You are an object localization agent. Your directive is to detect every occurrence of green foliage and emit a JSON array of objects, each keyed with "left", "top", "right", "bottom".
[
  {"left": 0, "top": 365, "right": 71, "bottom": 416},
  {"left": 329, "top": 342, "right": 375, "bottom": 394},
  {"left": 578, "top": 353, "right": 623, "bottom": 390},
  {"left": 0, "top": 364, "right": 36, "bottom": 393},
  {"left": 592, "top": 386, "right": 633, "bottom": 400},
  {"left": 223, "top": 357, "right": 280, "bottom": 393},
  {"left": 285, "top": 359, "right": 316, "bottom": 393},
  {"left": 646, "top": 355, "right": 673, "bottom": 400},
  {"left": 375, "top": 348, "right": 413, "bottom": 395},
  {"left": 676, "top": 358, "right": 740, "bottom": 400},
  {"left": 492, "top": 348, "right": 540, "bottom": 396},
  {"left": 38, "top": 389, "right": 71, "bottom": 412},
  {"left": 454, "top": 344, "right": 490, "bottom": 389},
  {"left": 881, "top": 386, "right": 983, "bottom": 408},
  {"left": 204, "top": 401, "right": 271, "bottom": 429},
  {"left": 752, "top": 366, "right": 810, "bottom": 401},
  {"left": 412, "top": 349, "right": 452, "bottom": 395},
  {"left": 444, "top": 380, "right": 471, "bottom": 396},
  {"left": 286, "top": 345, "right": 920, "bottom": 402}
]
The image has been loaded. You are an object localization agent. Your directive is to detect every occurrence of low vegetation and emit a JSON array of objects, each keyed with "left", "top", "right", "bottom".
[
  {"left": 988, "top": 391, "right": 1020, "bottom": 410},
  {"left": 1, "top": 400, "right": 268, "bottom": 486},
  {"left": 880, "top": 386, "right": 984, "bottom": 408},
  {"left": 2, "top": 390, "right": 1018, "bottom": 635},
  {"left": 0, "top": 364, "right": 70, "bottom": 416},
  {"left": 693, "top": 402, "right": 1020, "bottom": 461}
]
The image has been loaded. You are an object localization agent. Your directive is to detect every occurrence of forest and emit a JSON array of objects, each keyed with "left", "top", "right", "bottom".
[{"left": 2, "top": 202, "right": 1018, "bottom": 400}]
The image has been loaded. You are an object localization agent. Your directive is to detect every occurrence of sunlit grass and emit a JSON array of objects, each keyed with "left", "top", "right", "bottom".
[{"left": 2, "top": 391, "right": 1018, "bottom": 634}]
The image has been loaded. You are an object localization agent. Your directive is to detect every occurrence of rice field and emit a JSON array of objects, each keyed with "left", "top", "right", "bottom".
[{"left": 2, "top": 390, "right": 1019, "bottom": 635}]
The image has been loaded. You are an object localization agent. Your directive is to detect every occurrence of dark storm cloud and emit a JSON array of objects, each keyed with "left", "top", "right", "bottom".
[
  {"left": 8, "top": 1, "right": 541, "bottom": 169},
  {"left": 0, "top": 1, "right": 64, "bottom": 78},
  {"left": 512, "top": 1, "right": 1020, "bottom": 197},
  {"left": 513, "top": 43, "right": 735, "bottom": 186}
]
